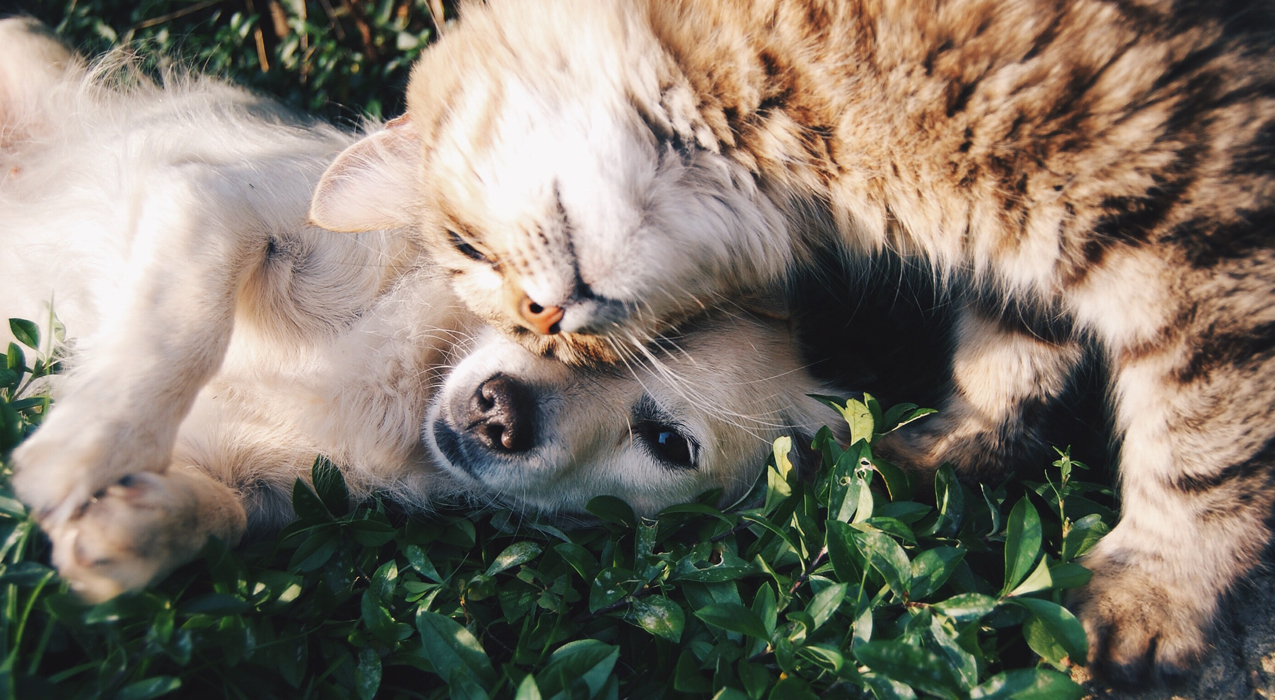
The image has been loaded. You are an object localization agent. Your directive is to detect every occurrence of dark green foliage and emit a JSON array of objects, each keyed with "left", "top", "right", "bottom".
[
  {"left": 14, "top": 0, "right": 453, "bottom": 122},
  {"left": 0, "top": 315, "right": 1116, "bottom": 698}
]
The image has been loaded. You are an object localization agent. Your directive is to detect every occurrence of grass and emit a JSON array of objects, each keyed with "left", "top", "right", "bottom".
[
  {"left": 0, "top": 316, "right": 1117, "bottom": 699},
  {"left": 0, "top": 3, "right": 1120, "bottom": 698}
]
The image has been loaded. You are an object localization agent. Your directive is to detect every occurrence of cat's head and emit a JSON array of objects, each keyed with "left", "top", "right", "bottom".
[
  {"left": 424, "top": 311, "right": 842, "bottom": 516},
  {"left": 310, "top": 0, "right": 792, "bottom": 364}
]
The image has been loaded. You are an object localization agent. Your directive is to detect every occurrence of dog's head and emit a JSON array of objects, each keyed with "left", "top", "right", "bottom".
[
  {"left": 425, "top": 311, "right": 842, "bottom": 516},
  {"left": 309, "top": 0, "right": 797, "bottom": 364}
]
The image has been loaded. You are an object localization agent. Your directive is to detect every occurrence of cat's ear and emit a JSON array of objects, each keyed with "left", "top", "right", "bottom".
[{"left": 309, "top": 115, "right": 422, "bottom": 232}]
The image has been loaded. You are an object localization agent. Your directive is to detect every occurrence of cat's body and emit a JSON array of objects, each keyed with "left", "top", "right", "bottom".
[{"left": 312, "top": 0, "right": 1275, "bottom": 682}]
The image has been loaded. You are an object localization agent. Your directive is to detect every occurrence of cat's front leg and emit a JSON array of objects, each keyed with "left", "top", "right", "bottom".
[
  {"left": 46, "top": 467, "right": 246, "bottom": 603},
  {"left": 875, "top": 303, "right": 1084, "bottom": 481},
  {"left": 1071, "top": 328, "right": 1275, "bottom": 682},
  {"left": 12, "top": 168, "right": 268, "bottom": 528}
]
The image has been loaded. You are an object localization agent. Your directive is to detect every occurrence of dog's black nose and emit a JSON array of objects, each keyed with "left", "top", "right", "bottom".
[{"left": 466, "top": 375, "right": 535, "bottom": 453}]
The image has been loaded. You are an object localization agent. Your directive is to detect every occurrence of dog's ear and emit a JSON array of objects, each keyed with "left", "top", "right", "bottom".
[
  {"left": 309, "top": 115, "right": 422, "bottom": 232},
  {"left": 0, "top": 18, "right": 77, "bottom": 147}
]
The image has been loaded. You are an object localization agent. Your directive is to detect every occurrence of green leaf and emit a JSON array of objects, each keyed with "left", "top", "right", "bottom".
[
  {"left": 768, "top": 676, "right": 820, "bottom": 700},
  {"left": 291, "top": 478, "right": 332, "bottom": 524},
  {"left": 538, "top": 639, "right": 619, "bottom": 699},
  {"left": 969, "top": 668, "right": 1087, "bottom": 700},
  {"left": 981, "top": 484, "right": 1005, "bottom": 537},
  {"left": 415, "top": 610, "right": 497, "bottom": 689},
  {"left": 844, "top": 400, "right": 875, "bottom": 444},
  {"left": 9, "top": 319, "right": 38, "bottom": 350},
  {"left": 674, "top": 650, "right": 712, "bottom": 693},
  {"left": 693, "top": 603, "right": 771, "bottom": 640},
  {"left": 404, "top": 544, "right": 444, "bottom": 583},
  {"left": 827, "top": 520, "right": 865, "bottom": 584},
  {"left": 1012, "top": 598, "right": 1088, "bottom": 665},
  {"left": 871, "top": 457, "right": 913, "bottom": 502},
  {"left": 753, "top": 583, "right": 778, "bottom": 635},
  {"left": 590, "top": 567, "right": 635, "bottom": 613},
  {"left": 1045, "top": 563, "right": 1092, "bottom": 590},
  {"left": 448, "top": 667, "right": 492, "bottom": 700},
  {"left": 765, "top": 436, "right": 796, "bottom": 512},
  {"left": 371, "top": 559, "right": 399, "bottom": 601},
  {"left": 586, "top": 495, "right": 635, "bottom": 528},
  {"left": 1007, "top": 557, "right": 1054, "bottom": 597},
  {"left": 853, "top": 640, "right": 961, "bottom": 700},
  {"left": 854, "top": 529, "right": 911, "bottom": 598},
  {"left": 853, "top": 601, "right": 874, "bottom": 648},
  {"left": 486, "top": 542, "right": 542, "bottom": 576},
  {"left": 880, "top": 404, "right": 937, "bottom": 434},
  {"left": 863, "top": 672, "right": 918, "bottom": 700},
  {"left": 806, "top": 582, "right": 848, "bottom": 630},
  {"left": 114, "top": 676, "right": 182, "bottom": 700},
  {"left": 928, "top": 614, "right": 978, "bottom": 689},
  {"left": 909, "top": 547, "right": 965, "bottom": 600},
  {"left": 514, "top": 674, "right": 543, "bottom": 700},
  {"left": 918, "top": 465, "right": 964, "bottom": 537},
  {"left": 311, "top": 455, "right": 350, "bottom": 516},
  {"left": 931, "top": 593, "right": 999, "bottom": 625},
  {"left": 356, "top": 647, "right": 382, "bottom": 700},
  {"left": 554, "top": 542, "right": 599, "bottom": 581},
  {"left": 7, "top": 343, "right": 25, "bottom": 374},
  {"left": 1002, "top": 498, "right": 1042, "bottom": 595},
  {"left": 1061, "top": 514, "right": 1110, "bottom": 562},
  {"left": 288, "top": 530, "right": 339, "bottom": 572},
  {"left": 829, "top": 444, "right": 868, "bottom": 522},
  {"left": 626, "top": 595, "right": 684, "bottom": 642}
]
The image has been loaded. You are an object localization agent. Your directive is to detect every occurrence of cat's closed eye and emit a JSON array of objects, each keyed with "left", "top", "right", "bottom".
[{"left": 447, "top": 229, "right": 491, "bottom": 263}]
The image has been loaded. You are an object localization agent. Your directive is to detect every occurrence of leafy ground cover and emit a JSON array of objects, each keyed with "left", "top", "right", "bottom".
[
  {"left": 15, "top": 0, "right": 450, "bottom": 122},
  {"left": 0, "top": 317, "right": 1117, "bottom": 699}
]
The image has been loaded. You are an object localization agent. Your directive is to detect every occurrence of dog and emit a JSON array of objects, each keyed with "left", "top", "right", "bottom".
[{"left": 0, "top": 18, "right": 841, "bottom": 602}]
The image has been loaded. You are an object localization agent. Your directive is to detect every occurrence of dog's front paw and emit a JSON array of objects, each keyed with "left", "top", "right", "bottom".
[
  {"left": 1070, "top": 549, "right": 1213, "bottom": 686},
  {"left": 11, "top": 408, "right": 174, "bottom": 527},
  {"left": 46, "top": 471, "right": 246, "bottom": 603}
]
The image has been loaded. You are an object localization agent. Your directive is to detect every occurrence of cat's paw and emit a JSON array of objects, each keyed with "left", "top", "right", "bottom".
[
  {"left": 873, "top": 413, "right": 1002, "bottom": 482},
  {"left": 1070, "top": 551, "right": 1213, "bottom": 685},
  {"left": 45, "top": 471, "right": 245, "bottom": 603}
]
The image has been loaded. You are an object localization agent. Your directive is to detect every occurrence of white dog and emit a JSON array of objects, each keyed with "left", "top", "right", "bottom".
[{"left": 0, "top": 19, "right": 841, "bottom": 602}]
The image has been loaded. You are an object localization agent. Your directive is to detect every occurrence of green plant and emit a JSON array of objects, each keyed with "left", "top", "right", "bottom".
[
  {"left": 0, "top": 314, "right": 1114, "bottom": 699},
  {"left": 18, "top": 0, "right": 450, "bottom": 122}
]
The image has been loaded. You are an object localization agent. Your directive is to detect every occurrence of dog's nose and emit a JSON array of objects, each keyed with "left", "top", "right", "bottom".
[
  {"left": 466, "top": 375, "right": 535, "bottom": 453},
  {"left": 518, "top": 295, "right": 564, "bottom": 335}
]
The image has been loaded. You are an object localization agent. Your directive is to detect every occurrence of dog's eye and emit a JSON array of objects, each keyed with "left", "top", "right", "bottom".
[
  {"left": 447, "top": 229, "right": 490, "bottom": 263},
  {"left": 637, "top": 421, "right": 697, "bottom": 469}
]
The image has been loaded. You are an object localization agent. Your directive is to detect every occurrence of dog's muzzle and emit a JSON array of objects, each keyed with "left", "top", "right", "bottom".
[{"left": 431, "top": 373, "right": 539, "bottom": 478}]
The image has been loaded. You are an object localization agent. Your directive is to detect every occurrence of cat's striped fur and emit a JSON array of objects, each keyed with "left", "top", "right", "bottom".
[{"left": 310, "top": 0, "right": 1275, "bottom": 683}]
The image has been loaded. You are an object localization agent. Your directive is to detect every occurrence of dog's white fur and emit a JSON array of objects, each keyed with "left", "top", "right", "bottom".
[{"left": 0, "top": 19, "right": 840, "bottom": 602}]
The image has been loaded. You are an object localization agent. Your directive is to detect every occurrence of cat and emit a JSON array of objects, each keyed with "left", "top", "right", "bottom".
[
  {"left": 308, "top": 0, "right": 1275, "bottom": 683},
  {"left": 0, "top": 18, "right": 840, "bottom": 602}
]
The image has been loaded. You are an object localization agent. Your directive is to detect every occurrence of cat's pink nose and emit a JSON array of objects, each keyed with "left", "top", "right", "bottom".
[{"left": 518, "top": 295, "right": 564, "bottom": 335}]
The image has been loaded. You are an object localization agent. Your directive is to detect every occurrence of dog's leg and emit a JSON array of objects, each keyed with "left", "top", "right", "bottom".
[
  {"left": 46, "top": 467, "right": 246, "bottom": 603},
  {"left": 12, "top": 167, "right": 269, "bottom": 527},
  {"left": 875, "top": 302, "right": 1084, "bottom": 481}
]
